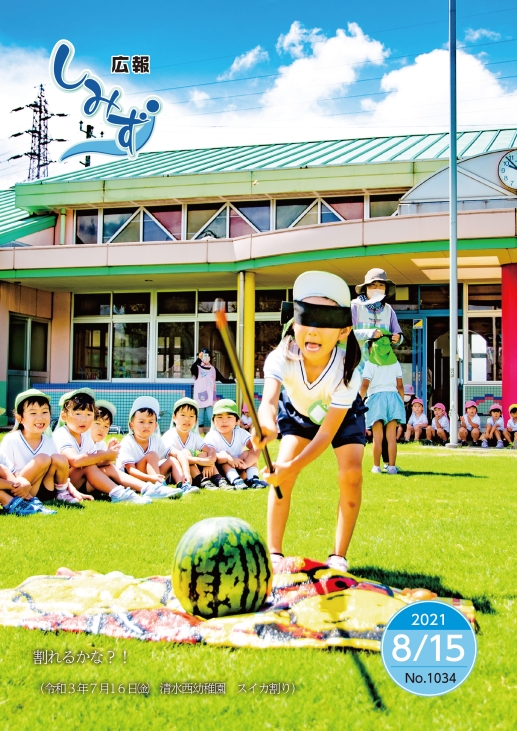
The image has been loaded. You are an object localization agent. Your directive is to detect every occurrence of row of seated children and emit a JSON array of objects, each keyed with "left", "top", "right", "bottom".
[
  {"left": 0, "top": 388, "right": 267, "bottom": 516},
  {"left": 459, "top": 401, "right": 517, "bottom": 448}
]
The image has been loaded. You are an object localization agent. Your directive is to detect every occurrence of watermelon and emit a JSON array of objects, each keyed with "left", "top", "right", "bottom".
[{"left": 172, "top": 517, "right": 272, "bottom": 619}]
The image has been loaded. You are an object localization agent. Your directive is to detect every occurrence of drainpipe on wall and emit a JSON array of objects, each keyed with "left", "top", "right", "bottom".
[{"left": 60, "top": 209, "right": 66, "bottom": 245}]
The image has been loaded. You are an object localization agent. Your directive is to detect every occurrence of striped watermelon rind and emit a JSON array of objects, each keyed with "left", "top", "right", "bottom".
[{"left": 172, "top": 517, "right": 272, "bottom": 619}]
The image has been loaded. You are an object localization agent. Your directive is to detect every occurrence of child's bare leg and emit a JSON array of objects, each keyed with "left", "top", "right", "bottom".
[
  {"left": 189, "top": 464, "right": 201, "bottom": 480},
  {"left": 386, "top": 420, "right": 398, "bottom": 466},
  {"left": 334, "top": 443, "right": 364, "bottom": 558},
  {"left": 471, "top": 428, "right": 480, "bottom": 442},
  {"left": 371, "top": 421, "right": 384, "bottom": 467},
  {"left": 426, "top": 426, "right": 433, "bottom": 440},
  {"left": 458, "top": 427, "right": 467, "bottom": 441},
  {"left": 267, "top": 435, "right": 309, "bottom": 555},
  {"left": 494, "top": 429, "right": 502, "bottom": 441},
  {"left": 169, "top": 450, "right": 191, "bottom": 480},
  {"left": 42, "top": 454, "right": 69, "bottom": 494},
  {"left": 19, "top": 454, "right": 52, "bottom": 496},
  {"left": 0, "top": 489, "right": 12, "bottom": 506},
  {"left": 396, "top": 425, "right": 403, "bottom": 440},
  {"left": 405, "top": 424, "right": 413, "bottom": 441},
  {"left": 83, "top": 465, "right": 120, "bottom": 495},
  {"left": 414, "top": 426, "right": 423, "bottom": 441},
  {"left": 101, "top": 464, "right": 147, "bottom": 492},
  {"left": 436, "top": 428, "right": 447, "bottom": 442},
  {"left": 503, "top": 429, "right": 512, "bottom": 442}
]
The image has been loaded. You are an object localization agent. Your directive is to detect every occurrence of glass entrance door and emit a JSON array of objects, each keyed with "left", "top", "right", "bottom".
[
  {"left": 7, "top": 315, "right": 49, "bottom": 416},
  {"left": 397, "top": 318, "right": 425, "bottom": 401}
]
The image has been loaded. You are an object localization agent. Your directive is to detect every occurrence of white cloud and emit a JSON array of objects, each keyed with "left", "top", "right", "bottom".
[
  {"left": 464, "top": 27, "right": 501, "bottom": 43},
  {"left": 217, "top": 46, "right": 269, "bottom": 81},
  {"left": 189, "top": 89, "right": 210, "bottom": 109},
  {"left": 276, "top": 20, "right": 323, "bottom": 59}
]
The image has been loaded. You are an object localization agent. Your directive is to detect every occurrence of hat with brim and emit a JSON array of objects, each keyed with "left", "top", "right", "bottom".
[
  {"left": 413, "top": 398, "right": 424, "bottom": 406},
  {"left": 489, "top": 403, "right": 502, "bottom": 412},
  {"left": 95, "top": 400, "right": 117, "bottom": 421},
  {"left": 510, "top": 404, "right": 517, "bottom": 413},
  {"left": 13, "top": 388, "right": 51, "bottom": 430},
  {"left": 59, "top": 387, "right": 96, "bottom": 409},
  {"left": 213, "top": 399, "right": 240, "bottom": 419},
  {"left": 433, "top": 402, "right": 446, "bottom": 412},
  {"left": 129, "top": 396, "right": 161, "bottom": 422},
  {"left": 465, "top": 400, "right": 477, "bottom": 410},
  {"left": 355, "top": 268, "right": 396, "bottom": 298}
]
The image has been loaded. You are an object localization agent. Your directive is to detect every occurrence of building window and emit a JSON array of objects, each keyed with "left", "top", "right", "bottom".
[
  {"left": 157, "top": 291, "right": 196, "bottom": 315},
  {"left": 76, "top": 211, "right": 98, "bottom": 245},
  {"left": 467, "top": 317, "right": 502, "bottom": 382},
  {"left": 255, "top": 290, "right": 285, "bottom": 312},
  {"left": 233, "top": 201, "right": 270, "bottom": 232},
  {"left": 370, "top": 194, "right": 400, "bottom": 218},
  {"left": 74, "top": 293, "right": 111, "bottom": 317},
  {"left": 198, "top": 321, "right": 236, "bottom": 379},
  {"left": 198, "top": 290, "right": 237, "bottom": 314},
  {"left": 420, "top": 285, "right": 463, "bottom": 310},
  {"left": 255, "top": 321, "right": 283, "bottom": 377},
  {"left": 275, "top": 199, "right": 315, "bottom": 229},
  {"left": 322, "top": 196, "right": 364, "bottom": 221},
  {"left": 187, "top": 204, "right": 225, "bottom": 240},
  {"left": 113, "top": 293, "right": 151, "bottom": 315},
  {"left": 467, "top": 284, "right": 502, "bottom": 311},
  {"left": 112, "top": 323, "right": 148, "bottom": 378},
  {"left": 103, "top": 208, "right": 138, "bottom": 243},
  {"left": 72, "top": 323, "right": 109, "bottom": 380},
  {"left": 145, "top": 206, "right": 181, "bottom": 240},
  {"left": 157, "top": 322, "right": 195, "bottom": 378}
]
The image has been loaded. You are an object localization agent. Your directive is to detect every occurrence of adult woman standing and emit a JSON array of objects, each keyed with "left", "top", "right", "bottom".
[{"left": 190, "top": 349, "right": 235, "bottom": 434}]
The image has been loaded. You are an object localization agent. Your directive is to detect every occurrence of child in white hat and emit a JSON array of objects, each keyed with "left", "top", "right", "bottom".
[
  {"left": 256, "top": 270, "right": 365, "bottom": 573},
  {"left": 117, "top": 396, "right": 196, "bottom": 495}
]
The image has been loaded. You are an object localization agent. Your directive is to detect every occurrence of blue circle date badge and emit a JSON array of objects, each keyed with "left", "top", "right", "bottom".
[{"left": 381, "top": 601, "right": 477, "bottom": 696}]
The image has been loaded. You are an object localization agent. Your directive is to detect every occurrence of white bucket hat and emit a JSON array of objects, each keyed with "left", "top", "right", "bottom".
[{"left": 129, "top": 396, "right": 161, "bottom": 422}]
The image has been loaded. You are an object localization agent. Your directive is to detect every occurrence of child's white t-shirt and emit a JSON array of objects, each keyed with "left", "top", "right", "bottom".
[
  {"left": 162, "top": 427, "right": 205, "bottom": 457},
  {"left": 263, "top": 344, "right": 361, "bottom": 418},
  {"left": 462, "top": 413, "right": 480, "bottom": 431},
  {"left": 362, "top": 360, "right": 402, "bottom": 395},
  {"left": 53, "top": 425, "right": 97, "bottom": 455},
  {"left": 506, "top": 417, "right": 517, "bottom": 430},
  {"left": 116, "top": 434, "right": 169, "bottom": 469},
  {"left": 432, "top": 415, "right": 450, "bottom": 432},
  {"left": 204, "top": 427, "right": 252, "bottom": 458},
  {"left": 487, "top": 416, "right": 504, "bottom": 429},
  {"left": 0, "top": 431, "right": 58, "bottom": 474},
  {"left": 408, "top": 412, "right": 428, "bottom": 427},
  {"left": 240, "top": 414, "right": 252, "bottom": 428},
  {"left": 0, "top": 451, "right": 15, "bottom": 474}
]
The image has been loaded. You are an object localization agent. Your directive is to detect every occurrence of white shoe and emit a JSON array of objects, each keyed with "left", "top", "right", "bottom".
[
  {"left": 386, "top": 466, "right": 398, "bottom": 475},
  {"left": 142, "top": 483, "right": 181, "bottom": 499},
  {"left": 496, "top": 440, "right": 504, "bottom": 449},
  {"left": 111, "top": 488, "right": 152, "bottom": 504},
  {"left": 327, "top": 554, "right": 349, "bottom": 573},
  {"left": 371, "top": 466, "right": 382, "bottom": 474}
]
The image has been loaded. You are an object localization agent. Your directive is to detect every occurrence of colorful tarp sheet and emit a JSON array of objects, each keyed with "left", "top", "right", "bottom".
[{"left": 0, "top": 558, "right": 476, "bottom": 651}]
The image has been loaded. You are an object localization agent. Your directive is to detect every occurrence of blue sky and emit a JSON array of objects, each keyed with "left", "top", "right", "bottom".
[{"left": 1, "top": 0, "right": 517, "bottom": 184}]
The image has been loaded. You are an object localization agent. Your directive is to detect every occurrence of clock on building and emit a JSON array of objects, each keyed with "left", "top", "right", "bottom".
[{"left": 498, "top": 151, "right": 517, "bottom": 190}]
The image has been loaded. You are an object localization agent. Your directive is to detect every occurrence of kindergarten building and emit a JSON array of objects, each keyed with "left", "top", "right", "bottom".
[{"left": 0, "top": 128, "right": 516, "bottom": 428}]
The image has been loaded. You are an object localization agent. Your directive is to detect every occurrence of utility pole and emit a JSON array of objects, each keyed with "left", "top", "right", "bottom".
[
  {"left": 448, "top": 0, "right": 459, "bottom": 447},
  {"left": 8, "top": 85, "right": 67, "bottom": 180}
]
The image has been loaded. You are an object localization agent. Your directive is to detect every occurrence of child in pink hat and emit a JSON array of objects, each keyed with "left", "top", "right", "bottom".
[
  {"left": 459, "top": 400, "right": 481, "bottom": 447},
  {"left": 404, "top": 398, "right": 428, "bottom": 442},
  {"left": 481, "top": 404, "right": 505, "bottom": 449},
  {"left": 425, "top": 403, "right": 450, "bottom": 445}
]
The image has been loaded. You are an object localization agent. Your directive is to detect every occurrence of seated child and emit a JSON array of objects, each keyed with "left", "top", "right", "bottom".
[
  {"left": 92, "top": 401, "right": 180, "bottom": 499},
  {"left": 458, "top": 400, "right": 481, "bottom": 447},
  {"left": 0, "top": 451, "right": 56, "bottom": 515},
  {"left": 503, "top": 404, "right": 517, "bottom": 448},
  {"left": 162, "top": 397, "right": 219, "bottom": 491},
  {"left": 481, "top": 404, "right": 505, "bottom": 449},
  {"left": 240, "top": 403, "right": 252, "bottom": 432},
  {"left": 397, "top": 384, "right": 415, "bottom": 442},
  {"left": 204, "top": 398, "right": 268, "bottom": 489},
  {"left": 425, "top": 403, "right": 450, "bottom": 445},
  {"left": 0, "top": 388, "right": 76, "bottom": 512},
  {"left": 54, "top": 388, "right": 149, "bottom": 504},
  {"left": 116, "top": 396, "right": 192, "bottom": 495},
  {"left": 404, "top": 398, "right": 428, "bottom": 442}
]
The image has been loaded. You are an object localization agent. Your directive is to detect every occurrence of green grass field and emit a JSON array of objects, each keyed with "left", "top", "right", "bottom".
[{"left": 1, "top": 444, "right": 516, "bottom": 731}]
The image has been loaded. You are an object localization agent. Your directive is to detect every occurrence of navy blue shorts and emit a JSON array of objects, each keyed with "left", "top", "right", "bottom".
[{"left": 277, "top": 391, "right": 367, "bottom": 449}]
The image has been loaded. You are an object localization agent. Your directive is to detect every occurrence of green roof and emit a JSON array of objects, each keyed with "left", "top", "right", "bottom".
[
  {"left": 28, "top": 128, "right": 517, "bottom": 184},
  {"left": 0, "top": 189, "right": 56, "bottom": 245}
]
